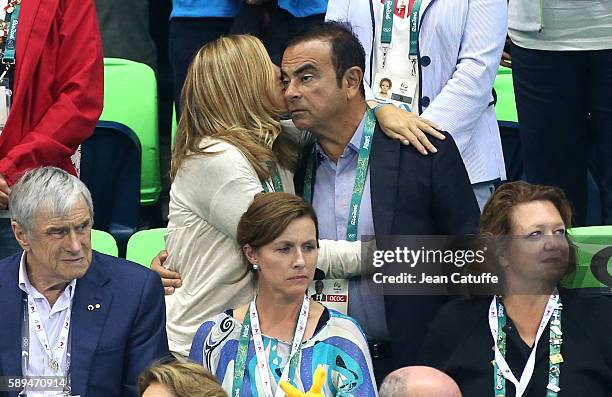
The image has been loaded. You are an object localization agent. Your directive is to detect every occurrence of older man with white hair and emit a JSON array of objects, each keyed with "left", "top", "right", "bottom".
[{"left": 0, "top": 167, "right": 168, "bottom": 396}]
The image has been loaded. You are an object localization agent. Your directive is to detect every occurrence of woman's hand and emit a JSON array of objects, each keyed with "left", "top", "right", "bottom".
[
  {"left": 372, "top": 102, "right": 445, "bottom": 155},
  {"left": 150, "top": 250, "right": 183, "bottom": 295}
]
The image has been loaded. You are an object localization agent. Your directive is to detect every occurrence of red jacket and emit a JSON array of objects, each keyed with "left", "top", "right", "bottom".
[{"left": 0, "top": 0, "right": 104, "bottom": 185}]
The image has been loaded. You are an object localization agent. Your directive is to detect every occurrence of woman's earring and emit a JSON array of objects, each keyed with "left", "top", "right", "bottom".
[{"left": 252, "top": 264, "right": 259, "bottom": 270}]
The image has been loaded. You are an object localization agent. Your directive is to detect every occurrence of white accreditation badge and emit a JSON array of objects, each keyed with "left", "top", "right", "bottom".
[
  {"left": 373, "top": 73, "right": 418, "bottom": 112},
  {"left": 307, "top": 279, "right": 349, "bottom": 314},
  {"left": 373, "top": 0, "right": 421, "bottom": 113}
]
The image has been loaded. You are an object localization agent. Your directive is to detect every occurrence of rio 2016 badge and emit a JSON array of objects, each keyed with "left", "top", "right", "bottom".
[{"left": 373, "top": 73, "right": 417, "bottom": 113}]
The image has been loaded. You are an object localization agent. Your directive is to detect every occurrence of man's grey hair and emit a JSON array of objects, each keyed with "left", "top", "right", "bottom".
[{"left": 9, "top": 167, "right": 94, "bottom": 233}]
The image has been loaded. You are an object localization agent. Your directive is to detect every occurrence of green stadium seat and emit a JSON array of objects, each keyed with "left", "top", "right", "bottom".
[
  {"left": 171, "top": 103, "right": 177, "bottom": 149},
  {"left": 91, "top": 229, "right": 118, "bottom": 257},
  {"left": 126, "top": 228, "right": 167, "bottom": 268},
  {"left": 100, "top": 58, "right": 161, "bottom": 205},
  {"left": 493, "top": 66, "right": 518, "bottom": 125},
  {"left": 562, "top": 226, "right": 612, "bottom": 293}
]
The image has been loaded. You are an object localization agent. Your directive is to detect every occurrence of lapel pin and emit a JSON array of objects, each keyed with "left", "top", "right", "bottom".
[{"left": 87, "top": 304, "right": 94, "bottom": 311}]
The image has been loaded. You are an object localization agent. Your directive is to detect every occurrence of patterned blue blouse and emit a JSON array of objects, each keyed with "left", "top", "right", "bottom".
[{"left": 190, "top": 308, "right": 378, "bottom": 396}]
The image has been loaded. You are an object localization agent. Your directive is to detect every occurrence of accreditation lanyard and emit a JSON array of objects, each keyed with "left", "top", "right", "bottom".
[
  {"left": 380, "top": 0, "right": 422, "bottom": 71},
  {"left": 21, "top": 296, "right": 73, "bottom": 395},
  {"left": 2, "top": 1, "right": 21, "bottom": 65},
  {"left": 262, "top": 167, "right": 284, "bottom": 193},
  {"left": 232, "top": 295, "right": 310, "bottom": 397},
  {"left": 489, "top": 293, "right": 563, "bottom": 397},
  {"left": 303, "top": 109, "right": 376, "bottom": 242}
]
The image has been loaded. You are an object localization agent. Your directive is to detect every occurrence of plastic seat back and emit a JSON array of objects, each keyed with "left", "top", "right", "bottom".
[
  {"left": 126, "top": 228, "right": 167, "bottom": 268},
  {"left": 91, "top": 229, "right": 119, "bottom": 257},
  {"left": 562, "top": 226, "right": 612, "bottom": 294},
  {"left": 100, "top": 57, "right": 160, "bottom": 205}
]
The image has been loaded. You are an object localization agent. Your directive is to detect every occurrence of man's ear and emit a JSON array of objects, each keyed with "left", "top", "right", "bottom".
[
  {"left": 242, "top": 244, "right": 259, "bottom": 266},
  {"left": 343, "top": 66, "right": 364, "bottom": 100},
  {"left": 11, "top": 221, "right": 30, "bottom": 251}
]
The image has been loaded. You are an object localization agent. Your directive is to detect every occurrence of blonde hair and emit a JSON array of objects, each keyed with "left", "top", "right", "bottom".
[
  {"left": 138, "top": 360, "right": 227, "bottom": 397},
  {"left": 171, "top": 34, "right": 298, "bottom": 180}
]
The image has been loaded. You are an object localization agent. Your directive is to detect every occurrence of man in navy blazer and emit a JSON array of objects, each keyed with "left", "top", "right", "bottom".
[
  {"left": 0, "top": 167, "right": 168, "bottom": 397},
  {"left": 284, "top": 22, "right": 480, "bottom": 376}
]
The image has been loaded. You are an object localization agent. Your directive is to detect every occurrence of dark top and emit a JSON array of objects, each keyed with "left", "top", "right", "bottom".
[{"left": 419, "top": 293, "right": 612, "bottom": 396}]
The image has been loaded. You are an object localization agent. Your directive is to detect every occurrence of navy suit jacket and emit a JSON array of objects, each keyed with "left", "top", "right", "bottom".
[
  {"left": 0, "top": 251, "right": 169, "bottom": 397},
  {"left": 295, "top": 123, "right": 480, "bottom": 368}
]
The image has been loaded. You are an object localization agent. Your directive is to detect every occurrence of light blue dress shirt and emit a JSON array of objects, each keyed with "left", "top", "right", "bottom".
[
  {"left": 18, "top": 252, "right": 76, "bottom": 387},
  {"left": 312, "top": 113, "right": 389, "bottom": 340}
]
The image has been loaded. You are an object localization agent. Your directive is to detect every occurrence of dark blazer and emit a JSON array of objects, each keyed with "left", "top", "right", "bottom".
[
  {"left": 295, "top": 123, "right": 480, "bottom": 368},
  {"left": 419, "top": 293, "right": 612, "bottom": 396},
  {"left": 0, "top": 251, "right": 169, "bottom": 397}
]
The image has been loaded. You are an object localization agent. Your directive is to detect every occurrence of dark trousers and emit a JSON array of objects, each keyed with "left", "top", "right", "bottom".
[
  {"left": 512, "top": 44, "right": 612, "bottom": 226},
  {"left": 168, "top": 17, "right": 234, "bottom": 113}
]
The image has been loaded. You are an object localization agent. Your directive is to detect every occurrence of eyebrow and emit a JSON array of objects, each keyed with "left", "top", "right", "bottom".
[{"left": 283, "top": 63, "right": 318, "bottom": 77}]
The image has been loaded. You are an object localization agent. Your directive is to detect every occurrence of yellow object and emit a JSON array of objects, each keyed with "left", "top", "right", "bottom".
[{"left": 279, "top": 366, "right": 326, "bottom": 397}]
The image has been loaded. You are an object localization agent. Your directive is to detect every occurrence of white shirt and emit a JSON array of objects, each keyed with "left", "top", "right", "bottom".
[
  {"left": 509, "top": 0, "right": 612, "bottom": 51},
  {"left": 18, "top": 251, "right": 76, "bottom": 395}
]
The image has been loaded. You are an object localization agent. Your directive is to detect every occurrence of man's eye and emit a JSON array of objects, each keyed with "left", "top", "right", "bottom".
[{"left": 302, "top": 75, "right": 313, "bottom": 83}]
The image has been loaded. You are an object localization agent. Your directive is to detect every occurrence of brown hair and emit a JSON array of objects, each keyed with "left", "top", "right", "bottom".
[
  {"left": 468, "top": 181, "right": 576, "bottom": 293},
  {"left": 237, "top": 192, "right": 318, "bottom": 271},
  {"left": 138, "top": 360, "right": 227, "bottom": 397},
  {"left": 480, "top": 181, "right": 573, "bottom": 236},
  {"left": 171, "top": 34, "right": 298, "bottom": 180}
]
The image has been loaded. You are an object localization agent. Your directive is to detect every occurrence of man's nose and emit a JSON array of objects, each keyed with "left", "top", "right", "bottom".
[
  {"left": 65, "top": 230, "right": 82, "bottom": 253},
  {"left": 284, "top": 80, "right": 300, "bottom": 101}
]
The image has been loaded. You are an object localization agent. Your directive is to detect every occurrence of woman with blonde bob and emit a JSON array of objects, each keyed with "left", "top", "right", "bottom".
[
  {"left": 139, "top": 359, "right": 227, "bottom": 397},
  {"left": 161, "top": 35, "right": 364, "bottom": 358}
]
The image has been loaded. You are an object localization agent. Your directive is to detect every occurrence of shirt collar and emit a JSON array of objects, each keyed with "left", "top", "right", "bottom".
[
  {"left": 314, "top": 111, "right": 368, "bottom": 160},
  {"left": 18, "top": 251, "right": 77, "bottom": 301}
]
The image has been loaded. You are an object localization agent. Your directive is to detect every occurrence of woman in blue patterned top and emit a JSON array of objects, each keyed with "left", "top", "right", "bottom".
[{"left": 190, "top": 192, "right": 377, "bottom": 397}]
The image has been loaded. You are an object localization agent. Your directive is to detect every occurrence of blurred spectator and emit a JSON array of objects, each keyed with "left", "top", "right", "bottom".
[
  {"left": 0, "top": 0, "right": 103, "bottom": 257},
  {"left": 509, "top": 0, "right": 612, "bottom": 225},
  {"left": 231, "top": 0, "right": 328, "bottom": 66},
  {"left": 378, "top": 366, "right": 461, "bottom": 397},
  {"left": 95, "top": 0, "right": 157, "bottom": 70},
  {"left": 169, "top": 0, "right": 240, "bottom": 112},
  {"left": 139, "top": 359, "right": 227, "bottom": 397},
  {"left": 326, "top": 0, "right": 508, "bottom": 210}
]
